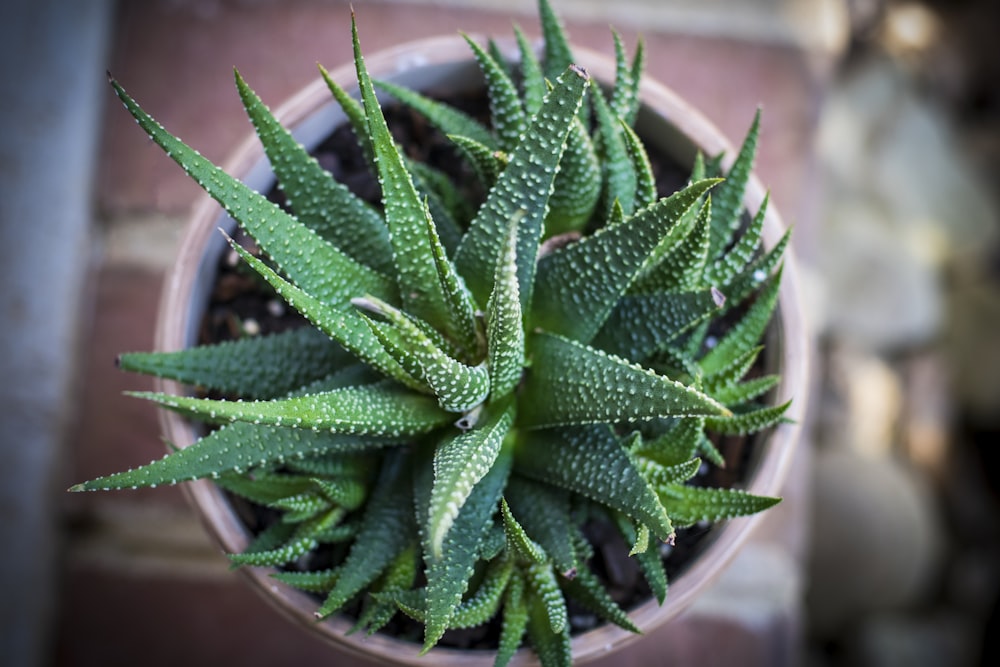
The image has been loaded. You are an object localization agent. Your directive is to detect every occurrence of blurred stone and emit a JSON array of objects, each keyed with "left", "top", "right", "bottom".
[
  {"left": 822, "top": 344, "right": 902, "bottom": 459},
  {"left": 814, "top": 54, "right": 996, "bottom": 349},
  {"left": 847, "top": 611, "right": 977, "bottom": 667},
  {"left": 807, "top": 445, "right": 944, "bottom": 637}
]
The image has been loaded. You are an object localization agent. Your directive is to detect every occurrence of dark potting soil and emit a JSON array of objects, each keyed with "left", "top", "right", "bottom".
[{"left": 199, "top": 88, "right": 764, "bottom": 651}]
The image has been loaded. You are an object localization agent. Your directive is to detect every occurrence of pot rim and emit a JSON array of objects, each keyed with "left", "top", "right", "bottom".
[{"left": 153, "top": 32, "right": 809, "bottom": 666}]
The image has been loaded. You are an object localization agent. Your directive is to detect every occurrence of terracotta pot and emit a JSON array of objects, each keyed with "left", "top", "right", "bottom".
[{"left": 155, "top": 34, "right": 808, "bottom": 666}]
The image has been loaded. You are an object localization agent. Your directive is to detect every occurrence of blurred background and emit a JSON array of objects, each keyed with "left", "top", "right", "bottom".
[{"left": 1, "top": 0, "right": 998, "bottom": 665}]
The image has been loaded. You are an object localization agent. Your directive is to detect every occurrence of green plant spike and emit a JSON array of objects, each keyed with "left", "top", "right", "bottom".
[
  {"left": 318, "top": 63, "right": 375, "bottom": 164},
  {"left": 422, "top": 440, "right": 513, "bottom": 652},
  {"left": 496, "top": 571, "right": 529, "bottom": 667},
  {"left": 448, "top": 133, "right": 505, "bottom": 189},
  {"left": 620, "top": 119, "right": 657, "bottom": 212},
  {"left": 527, "top": 562, "right": 567, "bottom": 634},
  {"left": 283, "top": 451, "right": 373, "bottom": 478},
  {"left": 462, "top": 33, "right": 526, "bottom": 153},
  {"left": 609, "top": 30, "right": 643, "bottom": 126},
  {"left": 518, "top": 332, "right": 729, "bottom": 429},
  {"left": 591, "top": 287, "right": 725, "bottom": 361},
  {"left": 486, "top": 212, "right": 526, "bottom": 398},
  {"left": 241, "top": 520, "right": 295, "bottom": 557},
  {"left": 641, "top": 197, "right": 713, "bottom": 294},
  {"left": 316, "top": 450, "right": 417, "bottom": 618},
  {"left": 131, "top": 380, "right": 453, "bottom": 438},
  {"left": 718, "top": 228, "right": 790, "bottom": 312},
  {"left": 699, "top": 266, "right": 782, "bottom": 375},
  {"left": 229, "top": 534, "right": 318, "bottom": 568},
  {"left": 706, "top": 400, "right": 792, "bottom": 436},
  {"left": 449, "top": 558, "right": 515, "bottom": 629},
  {"left": 538, "top": 0, "right": 574, "bottom": 81},
  {"left": 225, "top": 240, "right": 422, "bottom": 389},
  {"left": 524, "top": 570, "right": 571, "bottom": 667},
  {"left": 488, "top": 38, "right": 513, "bottom": 78},
  {"left": 513, "top": 25, "right": 545, "bottom": 117},
  {"left": 702, "top": 345, "right": 763, "bottom": 395},
  {"left": 516, "top": 426, "right": 674, "bottom": 543},
  {"left": 714, "top": 374, "right": 781, "bottom": 407},
  {"left": 214, "top": 471, "right": 315, "bottom": 505},
  {"left": 373, "top": 78, "right": 496, "bottom": 150},
  {"left": 352, "top": 541, "right": 420, "bottom": 634},
  {"left": 117, "top": 326, "right": 351, "bottom": 400},
  {"left": 531, "top": 179, "right": 719, "bottom": 343},
  {"left": 108, "top": 77, "right": 397, "bottom": 311},
  {"left": 311, "top": 476, "right": 368, "bottom": 511},
  {"left": 455, "top": 64, "right": 590, "bottom": 310},
  {"left": 69, "top": 421, "right": 389, "bottom": 492},
  {"left": 630, "top": 521, "right": 650, "bottom": 556},
  {"left": 658, "top": 484, "right": 781, "bottom": 528},
  {"left": 637, "top": 456, "right": 702, "bottom": 489},
  {"left": 706, "top": 193, "right": 769, "bottom": 287},
  {"left": 560, "top": 564, "right": 640, "bottom": 633},
  {"left": 504, "top": 476, "right": 577, "bottom": 577},
  {"left": 405, "top": 159, "right": 469, "bottom": 252},
  {"left": 421, "top": 211, "right": 482, "bottom": 360},
  {"left": 632, "top": 417, "right": 706, "bottom": 467},
  {"left": 428, "top": 403, "right": 515, "bottom": 560},
  {"left": 234, "top": 69, "right": 393, "bottom": 274},
  {"left": 591, "top": 82, "right": 636, "bottom": 220},
  {"left": 272, "top": 491, "right": 331, "bottom": 523},
  {"left": 501, "top": 498, "right": 547, "bottom": 563},
  {"left": 353, "top": 295, "right": 490, "bottom": 412},
  {"left": 353, "top": 16, "right": 457, "bottom": 330},
  {"left": 708, "top": 109, "right": 761, "bottom": 260},
  {"left": 614, "top": 515, "right": 668, "bottom": 604},
  {"left": 545, "top": 116, "right": 602, "bottom": 237},
  {"left": 271, "top": 568, "right": 339, "bottom": 594}
]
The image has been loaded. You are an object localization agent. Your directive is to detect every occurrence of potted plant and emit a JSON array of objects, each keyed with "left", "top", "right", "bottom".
[{"left": 73, "top": 1, "right": 807, "bottom": 664}]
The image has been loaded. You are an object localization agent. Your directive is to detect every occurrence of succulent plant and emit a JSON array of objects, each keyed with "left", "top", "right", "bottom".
[{"left": 74, "top": 1, "right": 792, "bottom": 665}]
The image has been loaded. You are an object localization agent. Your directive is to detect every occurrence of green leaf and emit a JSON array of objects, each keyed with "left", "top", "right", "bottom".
[
  {"left": 591, "top": 83, "right": 636, "bottom": 220},
  {"left": 518, "top": 332, "right": 729, "bottom": 429},
  {"left": 353, "top": 295, "right": 490, "bottom": 412},
  {"left": 632, "top": 417, "right": 706, "bottom": 467},
  {"left": 609, "top": 30, "right": 643, "bottom": 126},
  {"left": 108, "top": 77, "right": 396, "bottom": 310},
  {"left": 504, "top": 477, "right": 577, "bottom": 577},
  {"left": 708, "top": 109, "right": 760, "bottom": 259},
  {"left": 422, "top": 439, "right": 513, "bottom": 651},
  {"left": 224, "top": 220, "right": 422, "bottom": 390},
  {"left": 699, "top": 267, "right": 782, "bottom": 375},
  {"left": 636, "top": 196, "right": 713, "bottom": 294},
  {"left": 374, "top": 78, "right": 495, "bottom": 150},
  {"left": 131, "top": 381, "right": 452, "bottom": 438},
  {"left": 449, "top": 558, "right": 515, "bottom": 629},
  {"left": 706, "top": 192, "right": 769, "bottom": 287},
  {"left": 118, "top": 327, "right": 351, "bottom": 399},
  {"left": 705, "top": 400, "right": 792, "bottom": 436},
  {"left": 234, "top": 69, "right": 393, "bottom": 274},
  {"left": 271, "top": 568, "right": 339, "bottom": 594},
  {"left": 317, "top": 450, "right": 416, "bottom": 618},
  {"left": 538, "top": 0, "right": 574, "bottom": 80},
  {"left": 531, "top": 179, "right": 719, "bottom": 343},
  {"left": 486, "top": 212, "right": 526, "bottom": 398},
  {"left": 69, "top": 422, "right": 389, "bottom": 492},
  {"left": 560, "top": 564, "right": 640, "bottom": 633},
  {"left": 658, "top": 484, "right": 780, "bottom": 527},
  {"left": 428, "top": 402, "right": 514, "bottom": 559},
  {"left": 591, "top": 288, "right": 725, "bottom": 361},
  {"left": 620, "top": 119, "right": 657, "bottom": 212},
  {"left": 455, "top": 65, "right": 590, "bottom": 310},
  {"left": 545, "top": 116, "right": 601, "bottom": 236},
  {"left": 420, "top": 211, "right": 482, "bottom": 359},
  {"left": 526, "top": 562, "right": 566, "bottom": 634},
  {"left": 516, "top": 425, "right": 674, "bottom": 540},
  {"left": 318, "top": 63, "right": 373, "bottom": 164},
  {"left": 501, "top": 498, "right": 547, "bottom": 563},
  {"left": 614, "top": 515, "right": 668, "bottom": 603},
  {"left": 449, "top": 133, "right": 504, "bottom": 189},
  {"left": 353, "top": 16, "right": 454, "bottom": 329},
  {"left": 514, "top": 24, "right": 545, "bottom": 117},
  {"left": 462, "top": 33, "right": 525, "bottom": 153},
  {"left": 496, "top": 571, "right": 528, "bottom": 667},
  {"left": 524, "top": 570, "right": 571, "bottom": 667},
  {"left": 229, "top": 534, "right": 317, "bottom": 567}
]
